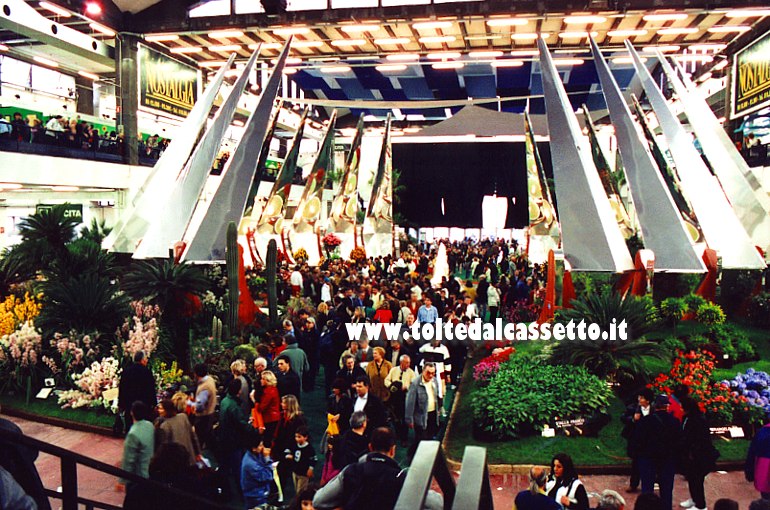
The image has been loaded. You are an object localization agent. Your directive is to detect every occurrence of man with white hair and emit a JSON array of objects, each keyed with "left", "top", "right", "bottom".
[
  {"left": 596, "top": 490, "right": 626, "bottom": 510},
  {"left": 250, "top": 357, "right": 268, "bottom": 403},
  {"left": 513, "top": 466, "right": 559, "bottom": 510},
  {"left": 385, "top": 354, "right": 416, "bottom": 445}
]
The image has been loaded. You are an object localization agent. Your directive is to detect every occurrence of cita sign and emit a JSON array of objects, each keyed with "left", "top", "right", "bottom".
[
  {"left": 138, "top": 45, "right": 199, "bottom": 118},
  {"left": 36, "top": 204, "right": 83, "bottom": 223},
  {"left": 732, "top": 30, "right": 770, "bottom": 118}
]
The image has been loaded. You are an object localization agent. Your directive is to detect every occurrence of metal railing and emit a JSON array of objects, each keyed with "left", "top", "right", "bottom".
[
  {"left": 0, "top": 425, "right": 233, "bottom": 510},
  {"left": 394, "top": 441, "right": 493, "bottom": 510}
]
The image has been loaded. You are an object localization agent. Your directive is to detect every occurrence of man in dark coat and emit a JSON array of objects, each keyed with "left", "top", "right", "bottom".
[
  {"left": 0, "top": 410, "right": 51, "bottom": 510},
  {"left": 632, "top": 394, "right": 681, "bottom": 510},
  {"left": 275, "top": 355, "right": 302, "bottom": 402},
  {"left": 118, "top": 351, "right": 156, "bottom": 434},
  {"left": 336, "top": 355, "right": 366, "bottom": 399},
  {"left": 353, "top": 376, "right": 387, "bottom": 435}
]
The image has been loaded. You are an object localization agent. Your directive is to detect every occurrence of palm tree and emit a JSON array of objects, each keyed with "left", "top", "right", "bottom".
[
  {"left": 43, "top": 238, "right": 118, "bottom": 282},
  {"left": 548, "top": 290, "right": 665, "bottom": 384},
  {"left": 122, "top": 259, "right": 208, "bottom": 368},
  {"left": 16, "top": 205, "right": 81, "bottom": 272},
  {"left": 0, "top": 247, "right": 36, "bottom": 295},
  {"left": 36, "top": 273, "right": 130, "bottom": 337},
  {"left": 80, "top": 218, "right": 113, "bottom": 246}
]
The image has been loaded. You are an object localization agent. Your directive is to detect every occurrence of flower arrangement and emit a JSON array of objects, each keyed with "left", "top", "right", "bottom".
[
  {"left": 154, "top": 360, "right": 185, "bottom": 399},
  {"left": 649, "top": 350, "right": 755, "bottom": 425},
  {"left": 349, "top": 246, "right": 367, "bottom": 263},
  {"left": 120, "top": 316, "right": 159, "bottom": 359},
  {"left": 0, "top": 321, "right": 43, "bottom": 391},
  {"left": 294, "top": 248, "right": 309, "bottom": 261},
  {"left": 41, "top": 331, "right": 101, "bottom": 386},
  {"left": 722, "top": 368, "right": 770, "bottom": 421},
  {"left": 201, "top": 290, "right": 227, "bottom": 316},
  {"left": 473, "top": 347, "right": 515, "bottom": 384},
  {"left": 0, "top": 293, "right": 41, "bottom": 336},
  {"left": 57, "top": 357, "right": 121, "bottom": 412},
  {"left": 322, "top": 233, "right": 342, "bottom": 249}
]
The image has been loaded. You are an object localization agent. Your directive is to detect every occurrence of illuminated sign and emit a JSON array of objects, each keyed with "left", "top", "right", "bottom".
[
  {"left": 138, "top": 45, "right": 199, "bottom": 118},
  {"left": 36, "top": 203, "right": 83, "bottom": 223},
  {"left": 733, "top": 30, "right": 770, "bottom": 118}
]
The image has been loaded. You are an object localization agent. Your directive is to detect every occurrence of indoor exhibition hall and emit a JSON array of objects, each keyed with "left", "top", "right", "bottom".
[{"left": 1, "top": 0, "right": 770, "bottom": 509}]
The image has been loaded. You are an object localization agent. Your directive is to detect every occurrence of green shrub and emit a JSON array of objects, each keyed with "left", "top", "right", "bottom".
[
  {"left": 707, "top": 323, "right": 756, "bottom": 362},
  {"left": 660, "top": 297, "right": 687, "bottom": 325},
  {"left": 683, "top": 294, "right": 707, "bottom": 314},
  {"left": 661, "top": 336, "right": 686, "bottom": 356},
  {"left": 747, "top": 293, "right": 770, "bottom": 328},
  {"left": 696, "top": 302, "right": 726, "bottom": 325},
  {"left": 472, "top": 359, "right": 612, "bottom": 439},
  {"left": 687, "top": 335, "right": 710, "bottom": 349},
  {"left": 233, "top": 343, "right": 258, "bottom": 366}
]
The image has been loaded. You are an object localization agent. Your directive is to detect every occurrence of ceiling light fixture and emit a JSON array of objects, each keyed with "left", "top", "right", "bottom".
[
  {"left": 642, "top": 13, "right": 688, "bottom": 21},
  {"left": 171, "top": 46, "right": 203, "bottom": 53},
  {"left": 340, "top": 24, "right": 380, "bottom": 33},
  {"left": 376, "top": 64, "right": 408, "bottom": 72},
  {"left": 84, "top": 2, "right": 101, "bottom": 15},
  {"left": 510, "top": 50, "right": 539, "bottom": 56},
  {"left": 491, "top": 60, "right": 524, "bottom": 67},
  {"left": 209, "top": 30, "right": 244, "bottom": 39},
  {"left": 469, "top": 50, "right": 504, "bottom": 58},
  {"left": 273, "top": 27, "right": 311, "bottom": 36},
  {"left": 374, "top": 37, "right": 411, "bottom": 45},
  {"left": 89, "top": 22, "right": 115, "bottom": 36},
  {"left": 432, "top": 62, "right": 464, "bottom": 69},
  {"left": 486, "top": 18, "right": 529, "bottom": 27},
  {"left": 707, "top": 25, "right": 751, "bottom": 33},
  {"left": 257, "top": 42, "right": 283, "bottom": 49},
  {"left": 725, "top": 9, "right": 770, "bottom": 17},
  {"left": 412, "top": 21, "right": 453, "bottom": 30},
  {"left": 39, "top": 1, "right": 71, "bottom": 17},
  {"left": 657, "top": 27, "right": 698, "bottom": 35},
  {"left": 465, "top": 35, "right": 503, "bottom": 41},
  {"left": 320, "top": 66, "right": 352, "bottom": 73},
  {"left": 283, "top": 68, "right": 298, "bottom": 74},
  {"left": 553, "top": 58, "right": 584, "bottom": 66},
  {"left": 607, "top": 29, "right": 648, "bottom": 37},
  {"left": 426, "top": 52, "right": 461, "bottom": 59},
  {"left": 386, "top": 53, "right": 420, "bottom": 61},
  {"left": 419, "top": 35, "right": 456, "bottom": 44},
  {"left": 33, "top": 55, "right": 58, "bottom": 67},
  {"left": 209, "top": 44, "right": 242, "bottom": 52},
  {"left": 330, "top": 39, "right": 367, "bottom": 47},
  {"left": 511, "top": 33, "right": 550, "bottom": 40},
  {"left": 612, "top": 56, "right": 648, "bottom": 64},
  {"left": 146, "top": 34, "right": 179, "bottom": 42},
  {"left": 78, "top": 70, "right": 99, "bottom": 80},
  {"left": 563, "top": 15, "right": 607, "bottom": 24}
]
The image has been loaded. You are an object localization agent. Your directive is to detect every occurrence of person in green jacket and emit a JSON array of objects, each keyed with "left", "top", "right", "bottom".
[
  {"left": 120, "top": 401, "right": 155, "bottom": 494},
  {"left": 218, "top": 378, "right": 259, "bottom": 478}
]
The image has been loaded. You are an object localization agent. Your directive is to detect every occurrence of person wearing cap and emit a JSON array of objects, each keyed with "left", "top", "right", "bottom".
[{"left": 631, "top": 394, "right": 681, "bottom": 510}]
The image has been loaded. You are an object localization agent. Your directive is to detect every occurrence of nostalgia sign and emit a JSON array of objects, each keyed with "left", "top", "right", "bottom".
[
  {"left": 733, "top": 30, "right": 770, "bottom": 118},
  {"left": 138, "top": 45, "right": 199, "bottom": 118}
]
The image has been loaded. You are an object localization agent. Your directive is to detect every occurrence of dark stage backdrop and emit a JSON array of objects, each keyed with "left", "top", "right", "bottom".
[{"left": 393, "top": 142, "right": 538, "bottom": 229}]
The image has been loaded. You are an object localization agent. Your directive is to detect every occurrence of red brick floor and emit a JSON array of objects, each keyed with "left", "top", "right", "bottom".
[{"left": 7, "top": 415, "right": 761, "bottom": 509}]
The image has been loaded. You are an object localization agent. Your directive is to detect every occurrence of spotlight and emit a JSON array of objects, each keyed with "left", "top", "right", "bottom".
[{"left": 85, "top": 2, "right": 101, "bottom": 15}]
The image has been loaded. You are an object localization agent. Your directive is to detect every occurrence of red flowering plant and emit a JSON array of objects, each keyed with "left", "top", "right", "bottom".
[
  {"left": 473, "top": 346, "right": 515, "bottom": 385},
  {"left": 649, "top": 350, "right": 756, "bottom": 426},
  {"left": 322, "top": 233, "right": 342, "bottom": 249}
]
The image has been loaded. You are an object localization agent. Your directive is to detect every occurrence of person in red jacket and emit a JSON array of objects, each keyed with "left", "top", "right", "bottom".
[{"left": 257, "top": 370, "right": 282, "bottom": 447}]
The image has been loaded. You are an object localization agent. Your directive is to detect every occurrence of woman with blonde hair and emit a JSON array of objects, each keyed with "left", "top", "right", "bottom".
[
  {"left": 274, "top": 394, "right": 308, "bottom": 500},
  {"left": 230, "top": 359, "right": 251, "bottom": 416},
  {"left": 366, "top": 346, "right": 392, "bottom": 402},
  {"left": 257, "top": 370, "right": 281, "bottom": 446}
]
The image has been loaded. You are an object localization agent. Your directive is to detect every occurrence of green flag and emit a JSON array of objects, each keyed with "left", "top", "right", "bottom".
[{"left": 329, "top": 113, "right": 364, "bottom": 234}]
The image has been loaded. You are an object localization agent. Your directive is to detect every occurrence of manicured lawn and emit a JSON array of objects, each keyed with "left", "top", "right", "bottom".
[{"left": 1, "top": 393, "right": 115, "bottom": 429}]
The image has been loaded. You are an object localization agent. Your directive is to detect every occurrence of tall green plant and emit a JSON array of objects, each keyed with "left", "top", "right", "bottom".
[
  {"left": 225, "top": 222, "right": 240, "bottom": 337},
  {"left": 549, "top": 290, "right": 665, "bottom": 383},
  {"left": 266, "top": 239, "right": 278, "bottom": 327},
  {"left": 79, "top": 217, "right": 113, "bottom": 246}
]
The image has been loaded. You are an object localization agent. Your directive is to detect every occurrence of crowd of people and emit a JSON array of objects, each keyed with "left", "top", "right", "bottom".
[
  {"left": 3, "top": 237, "right": 770, "bottom": 509},
  {"left": 0, "top": 111, "right": 169, "bottom": 159}
]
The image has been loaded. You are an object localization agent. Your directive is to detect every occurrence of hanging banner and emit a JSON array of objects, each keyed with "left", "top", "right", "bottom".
[
  {"left": 243, "top": 99, "right": 283, "bottom": 219},
  {"left": 581, "top": 106, "right": 635, "bottom": 240},
  {"left": 329, "top": 113, "right": 364, "bottom": 234},
  {"left": 138, "top": 44, "right": 199, "bottom": 118},
  {"left": 292, "top": 111, "right": 337, "bottom": 234},
  {"left": 524, "top": 111, "right": 558, "bottom": 237},
  {"left": 733, "top": 30, "right": 770, "bottom": 118},
  {"left": 365, "top": 114, "right": 393, "bottom": 235},
  {"left": 256, "top": 108, "right": 309, "bottom": 235}
]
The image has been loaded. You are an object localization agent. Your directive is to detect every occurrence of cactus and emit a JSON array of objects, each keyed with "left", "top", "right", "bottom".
[
  {"left": 267, "top": 238, "right": 278, "bottom": 327},
  {"left": 226, "top": 221, "right": 240, "bottom": 337},
  {"left": 211, "top": 316, "right": 223, "bottom": 343}
]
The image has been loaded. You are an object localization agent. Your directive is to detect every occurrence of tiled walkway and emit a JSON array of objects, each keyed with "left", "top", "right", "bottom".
[{"left": 5, "top": 414, "right": 761, "bottom": 509}]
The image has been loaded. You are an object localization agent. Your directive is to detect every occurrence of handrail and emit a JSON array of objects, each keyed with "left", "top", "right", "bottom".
[
  {"left": 451, "top": 446, "right": 493, "bottom": 510},
  {"left": 394, "top": 440, "right": 457, "bottom": 510},
  {"left": 0, "top": 426, "right": 235, "bottom": 510}
]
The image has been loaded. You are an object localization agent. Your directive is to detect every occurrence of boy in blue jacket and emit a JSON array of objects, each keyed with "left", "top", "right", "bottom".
[{"left": 241, "top": 441, "right": 274, "bottom": 509}]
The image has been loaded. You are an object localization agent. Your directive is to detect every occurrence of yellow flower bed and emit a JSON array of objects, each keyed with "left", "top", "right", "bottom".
[{"left": 0, "top": 293, "right": 41, "bottom": 337}]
